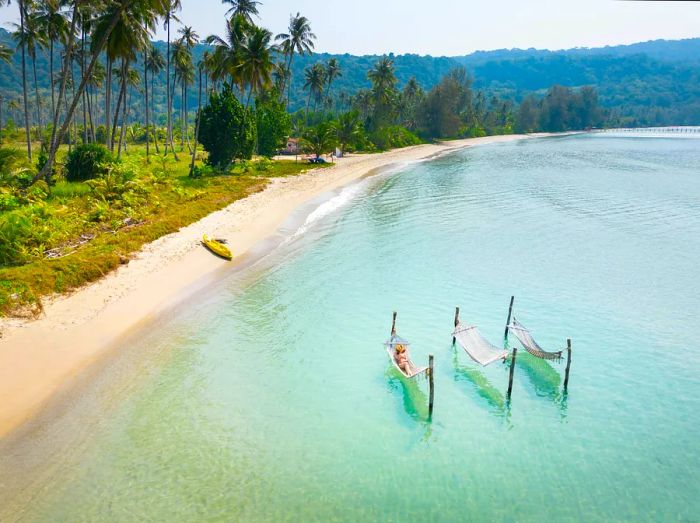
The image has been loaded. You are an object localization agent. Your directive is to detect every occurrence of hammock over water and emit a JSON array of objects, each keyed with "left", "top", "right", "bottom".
[
  {"left": 508, "top": 317, "right": 563, "bottom": 361},
  {"left": 453, "top": 323, "right": 509, "bottom": 366},
  {"left": 384, "top": 334, "right": 428, "bottom": 379}
]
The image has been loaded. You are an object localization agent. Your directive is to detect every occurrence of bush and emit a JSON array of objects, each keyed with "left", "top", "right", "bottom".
[
  {"left": 199, "top": 84, "right": 256, "bottom": 169},
  {"left": 256, "top": 94, "right": 291, "bottom": 157},
  {"left": 64, "top": 143, "right": 115, "bottom": 182},
  {"left": 370, "top": 126, "right": 422, "bottom": 150}
]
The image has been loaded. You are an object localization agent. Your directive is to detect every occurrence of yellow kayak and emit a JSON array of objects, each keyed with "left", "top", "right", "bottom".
[{"left": 202, "top": 234, "right": 233, "bottom": 260}]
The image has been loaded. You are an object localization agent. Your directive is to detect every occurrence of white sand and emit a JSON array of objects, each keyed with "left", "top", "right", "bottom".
[{"left": 0, "top": 134, "right": 537, "bottom": 437}]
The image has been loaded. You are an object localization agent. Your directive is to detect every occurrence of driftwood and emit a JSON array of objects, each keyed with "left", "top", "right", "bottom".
[{"left": 43, "top": 217, "right": 145, "bottom": 259}]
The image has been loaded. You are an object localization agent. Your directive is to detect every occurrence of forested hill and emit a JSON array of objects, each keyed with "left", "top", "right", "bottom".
[{"left": 1, "top": 27, "right": 699, "bottom": 126}]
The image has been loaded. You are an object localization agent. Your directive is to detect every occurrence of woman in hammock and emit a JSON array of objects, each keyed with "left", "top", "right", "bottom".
[{"left": 394, "top": 344, "right": 411, "bottom": 375}]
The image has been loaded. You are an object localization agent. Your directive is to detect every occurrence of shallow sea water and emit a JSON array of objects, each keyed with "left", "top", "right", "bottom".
[{"left": 2, "top": 133, "right": 699, "bottom": 522}]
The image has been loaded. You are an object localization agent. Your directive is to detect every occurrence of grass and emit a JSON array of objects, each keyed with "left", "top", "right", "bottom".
[{"left": 0, "top": 143, "right": 330, "bottom": 317}]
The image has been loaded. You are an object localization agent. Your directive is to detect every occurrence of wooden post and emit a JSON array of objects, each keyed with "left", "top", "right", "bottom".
[
  {"left": 391, "top": 311, "right": 397, "bottom": 336},
  {"left": 504, "top": 295, "right": 515, "bottom": 341},
  {"left": 507, "top": 347, "right": 518, "bottom": 399},
  {"left": 563, "top": 338, "right": 572, "bottom": 391},
  {"left": 452, "top": 307, "right": 460, "bottom": 345},
  {"left": 428, "top": 354, "right": 434, "bottom": 417}
]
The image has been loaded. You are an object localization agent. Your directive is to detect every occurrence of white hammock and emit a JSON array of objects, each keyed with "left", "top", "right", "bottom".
[
  {"left": 384, "top": 334, "right": 428, "bottom": 378},
  {"left": 508, "top": 317, "right": 563, "bottom": 361},
  {"left": 453, "top": 323, "right": 509, "bottom": 366}
]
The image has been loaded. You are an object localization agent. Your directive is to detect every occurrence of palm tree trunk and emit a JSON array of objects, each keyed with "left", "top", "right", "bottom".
[
  {"left": 165, "top": 12, "right": 173, "bottom": 157},
  {"left": 19, "top": 0, "right": 31, "bottom": 160},
  {"left": 87, "top": 83, "right": 95, "bottom": 143},
  {"left": 189, "top": 65, "right": 202, "bottom": 177},
  {"left": 144, "top": 50, "right": 149, "bottom": 160},
  {"left": 286, "top": 52, "right": 295, "bottom": 108},
  {"left": 167, "top": 70, "right": 179, "bottom": 160},
  {"left": 81, "top": 27, "right": 87, "bottom": 143},
  {"left": 180, "top": 81, "right": 185, "bottom": 151},
  {"left": 32, "top": 57, "right": 43, "bottom": 141},
  {"left": 111, "top": 61, "right": 127, "bottom": 153},
  {"left": 49, "top": 41, "right": 55, "bottom": 123},
  {"left": 151, "top": 72, "right": 160, "bottom": 154},
  {"left": 105, "top": 57, "right": 112, "bottom": 147},
  {"left": 118, "top": 84, "right": 128, "bottom": 158}
]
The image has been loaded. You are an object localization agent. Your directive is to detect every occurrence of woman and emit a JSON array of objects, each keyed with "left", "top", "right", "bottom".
[{"left": 394, "top": 344, "right": 412, "bottom": 375}]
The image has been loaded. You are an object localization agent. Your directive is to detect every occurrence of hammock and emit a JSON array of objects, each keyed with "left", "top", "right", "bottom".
[
  {"left": 453, "top": 323, "right": 509, "bottom": 366},
  {"left": 384, "top": 334, "right": 428, "bottom": 379},
  {"left": 508, "top": 317, "right": 563, "bottom": 361}
]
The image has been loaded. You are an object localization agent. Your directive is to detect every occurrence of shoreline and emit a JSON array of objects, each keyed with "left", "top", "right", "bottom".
[{"left": 0, "top": 133, "right": 548, "bottom": 439}]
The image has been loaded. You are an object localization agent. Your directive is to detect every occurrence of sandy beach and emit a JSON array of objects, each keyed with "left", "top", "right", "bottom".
[{"left": 0, "top": 134, "right": 536, "bottom": 439}]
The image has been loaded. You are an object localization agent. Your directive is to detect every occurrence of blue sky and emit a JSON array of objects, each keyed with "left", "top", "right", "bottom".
[{"left": 2, "top": 0, "right": 700, "bottom": 56}]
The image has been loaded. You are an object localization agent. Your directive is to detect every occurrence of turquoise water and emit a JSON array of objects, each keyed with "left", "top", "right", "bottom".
[{"left": 3, "top": 134, "right": 700, "bottom": 521}]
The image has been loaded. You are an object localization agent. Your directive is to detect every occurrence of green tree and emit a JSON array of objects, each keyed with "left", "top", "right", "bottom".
[
  {"left": 198, "top": 84, "right": 255, "bottom": 168},
  {"left": 145, "top": 44, "right": 165, "bottom": 156},
  {"left": 367, "top": 57, "right": 398, "bottom": 130},
  {"left": 239, "top": 25, "right": 273, "bottom": 107},
  {"left": 325, "top": 57, "right": 341, "bottom": 108},
  {"left": 335, "top": 110, "right": 361, "bottom": 154},
  {"left": 302, "top": 121, "right": 337, "bottom": 157},
  {"left": 303, "top": 62, "right": 326, "bottom": 120},
  {"left": 275, "top": 12, "right": 315, "bottom": 106},
  {"left": 221, "top": 0, "right": 260, "bottom": 23},
  {"left": 34, "top": 0, "right": 69, "bottom": 120},
  {"left": 255, "top": 91, "right": 291, "bottom": 157}
]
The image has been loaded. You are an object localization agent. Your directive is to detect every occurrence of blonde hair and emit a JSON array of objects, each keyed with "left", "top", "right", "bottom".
[{"left": 395, "top": 344, "right": 406, "bottom": 353}]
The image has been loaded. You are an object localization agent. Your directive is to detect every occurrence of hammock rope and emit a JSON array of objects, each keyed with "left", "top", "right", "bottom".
[{"left": 508, "top": 317, "right": 563, "bottom": 361}]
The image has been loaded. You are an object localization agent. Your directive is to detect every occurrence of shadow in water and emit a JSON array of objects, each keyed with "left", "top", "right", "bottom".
[
  {"left": 512, "top": 350, "right": 569, "bottom": 419},
  {"left": 452, "top": 349, "right": 510, "bottom": 420},
  {"left": 385, "top": 367, "right": 433, "bottom": 439}
]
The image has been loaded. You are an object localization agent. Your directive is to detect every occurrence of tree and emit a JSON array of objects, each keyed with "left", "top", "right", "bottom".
[
  {"left": 35, "top": 0, "right": 69, "bottom": 121},
  {"left": 303, "top": 62, "right": 326, "bottom": 120},
  {"left": 515, "top": 95, "right": 539, "bottom": 133},
  {"left": 239, "top": 25, "right": 273, "bottom": 107},
  {"left": 335, "top": 110, "right": 361, "bottom": 154},
  {"left": 221, "top": 0, "right": 260, "bottom": 23},
  {"left": 367, "top": 57, "right": 398, "bottom": 129},
  {"left": 275, "top": 12, "right": 315, "bottom": 106},
  {"left": 163, "top": 0, "right": 182, "bottom": 158},
  {"left": 9, "top": 0, "right": 34, "bottom": 159},
  {"left": 417, "top": 67, "right": 473, "bottom": 139},
  {"left": 301, "top": 121, "right": 336, "bottom": 157},
  {"left": 255, "top": 90, "right": 291, "bottom": 157},
  {"left": 325, "top": 58, "right": 341, "bottom": 108},
  {"left": 205, "top": 14, "right": 249, "bottom": 92},
  {"left": 176, "top": 26, "right": 198, "bottom": 151},
  {"left": 198, "top": 84, "right": 255, "bottom": 169},
  {"left": 399, "top": 77, "right": 424, "bottom": 131}
]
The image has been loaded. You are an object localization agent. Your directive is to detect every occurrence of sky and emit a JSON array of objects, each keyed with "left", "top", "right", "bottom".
[{"left": 2, "top": 0, "right": 700, "bottom": 56}]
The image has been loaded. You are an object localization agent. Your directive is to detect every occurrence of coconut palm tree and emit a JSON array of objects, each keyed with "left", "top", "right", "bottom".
[
  {"left": 275, "top": 13, "right": 315, "bottom": 107},
  {"left": 325, "top": 58, "right": 341, "bottom": 109},
  {"left": 221, "top": 0, "right": 260, "bottom": 23},
  {"left": 39, "top": 0, "right": 170, "bottom": 181},
  {"left": 0, "top": 44, "right": 12, "bottom": 63},
  {"left": 34, "top": 0, "right": 69, "bottom": 120},
  {"left": 163, "top": 0, "right": 181, "bottom": 158},
  {"left": 86, "top": 59, "right": 104, "bottom": 143},
  {"left": 367, "top": 56, "right": 398, "bottom": 128},
  {"left": 172, "top": 39, "right": 194, "bottom": 151},
  {"left": 205, "top": 13, "right": 249, "bottom": 93},
  {"left": 335, "top": 110, "right": 361, "bottom": 154},
  {"left": 4, "top": 0, "right": 33, "bottom": 159},
  {"left": 13, "top": 9, "right": 46, "bottom": 142},
  {"left": 239, "top": 25, "right": 273, "bottom": 108},
  {"left": 145, "top": 44, "right": 165, "bottom": 156},
  {"left": 303, "top": 63, "right": 326, "bottom": 121}
]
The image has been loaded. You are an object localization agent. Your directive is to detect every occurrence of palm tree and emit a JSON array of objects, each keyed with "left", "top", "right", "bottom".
[
  {"left": 239, "top": 25, "right": 273, "bottom": 108},
  {"left": 335, "top": 110, "right": 361, "bottom": 154},
  {"left": 173, "top": 39, "right": 194, "bottom": 151},
  {"left": 163, "top": 0, "right": 182, "bottom": 158},
  {"left": 0, "top": 44, "right": 12, "bottom": 63},
  {"left": 145, "top": 45, "right": 165, "bottom": 156},
  {"left": 4, "top": 0, "right": 33, "bottom": 159},
  {"left": 86, "top": 59, "right": 104, "bottom": 143},
  {"left": 302, "top": 121, "right": 337, "bottom": 157},
  {"left": 34, "top": 0, "right": 69, "bottom": 121},
  {"left": 367, "top": 56, "right": 398, "bottom": 128},
  {"left": 303, "top": 63, "right": 325, "bottom": 121},
  {"left": 221, "top": 0, "right": 260, "bottom": 23},
  {"left": 205, "top": 14, "right": 249, "bottom": 92},
  {"left": 325, "top": 58, "right": 341, "bottom": 109},
  {"left": 39, "top": 0, "right": 171, "bottom": 181},
  {"left": 275, "top": 13, "right": 315, "bottom": 107}
]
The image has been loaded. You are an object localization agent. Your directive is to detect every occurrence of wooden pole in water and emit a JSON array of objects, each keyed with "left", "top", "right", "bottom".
[
  {"left": 452, "top": 307, "right": 460, "bottom": 345},
  {"left": 563, "top": 338, "right": 572, "bottom": 391},
  {"left": 507, "top": 347, "right": 518, "bottom": 399},
  {"left": 428, "top": 354, "right": 434, "bottom": 417},
  {"left": 504, "top": 295, "right": 515, "bottom": 341},
  {"left": 391, "top": 311, "right": 397, "bottom": 336}
]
